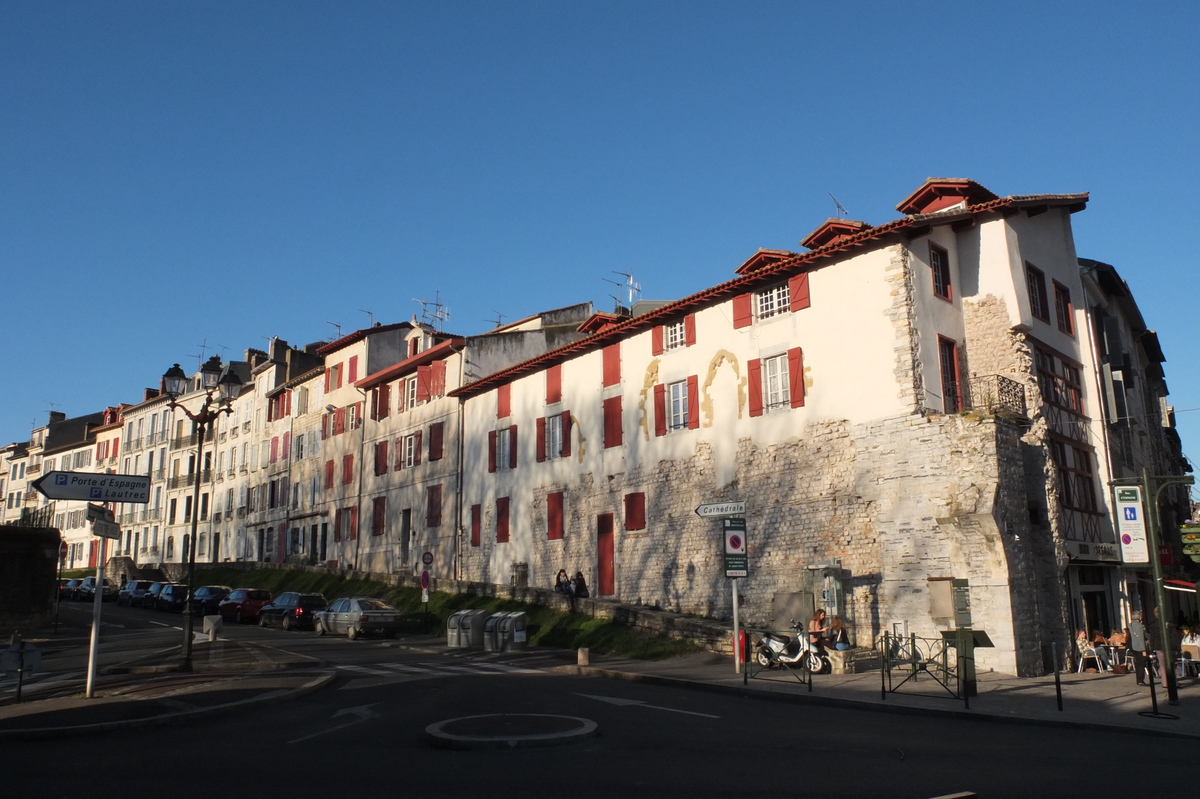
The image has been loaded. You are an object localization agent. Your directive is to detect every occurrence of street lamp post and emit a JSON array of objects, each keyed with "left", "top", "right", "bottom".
[{"left": 162, "top": 358, "right": 242, "bottom": 672}]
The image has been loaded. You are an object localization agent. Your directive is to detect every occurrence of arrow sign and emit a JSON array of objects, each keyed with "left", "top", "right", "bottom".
[
  {"left": 32, "top": 472, "right": 150, "bottom": 504},
  {"left": 576, "top": 693, "right": 720, "bottom": 718},
  {"left": 288, "top": 704, "right": 380, "bottom": 744},
  {"left": 695, "top": 501, "right": 745, "bottom": 518}
]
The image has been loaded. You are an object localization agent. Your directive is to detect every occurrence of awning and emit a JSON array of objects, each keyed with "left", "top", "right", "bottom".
[{"left": 1164, "top": 579, "right": 1196, "bottom": 593}]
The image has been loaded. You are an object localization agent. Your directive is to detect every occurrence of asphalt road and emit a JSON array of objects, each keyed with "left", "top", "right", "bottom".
[{"left": 7, "top": 600, "right": 1193, "bottom": 798}]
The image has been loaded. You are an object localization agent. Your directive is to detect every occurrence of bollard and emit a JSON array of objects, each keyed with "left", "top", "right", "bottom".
[{"left": 577, "top": 647, "right": 590, "bottom": 667}]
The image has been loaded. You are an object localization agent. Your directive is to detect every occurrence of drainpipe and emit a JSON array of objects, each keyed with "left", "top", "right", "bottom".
[
  {"left": 449, "top": 341, "right": 466, "bottom": 581},
  {"left": 352, "top": 385, "right": 367, "bottom": 573}
]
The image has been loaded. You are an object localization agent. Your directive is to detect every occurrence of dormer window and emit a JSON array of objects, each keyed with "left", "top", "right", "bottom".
[{"left": 757, "top": 284, "right": 790, "bottom": 320}]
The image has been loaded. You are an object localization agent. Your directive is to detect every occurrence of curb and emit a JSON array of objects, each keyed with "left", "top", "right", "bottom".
[{"left": 552, "top": 665, "right": 1200, "bottom": 742}]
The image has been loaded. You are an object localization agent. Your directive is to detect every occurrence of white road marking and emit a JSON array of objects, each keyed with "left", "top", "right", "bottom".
[{"left": 576, "top": 693, "right": 720, "bottom": 718}]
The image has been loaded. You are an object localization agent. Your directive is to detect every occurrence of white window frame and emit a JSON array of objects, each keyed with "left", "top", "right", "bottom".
[
  {"left": 495, "top": 426, "right": 511, "bottom": 471},
  {"left": 668, "top": 380, "right": 689, "bottom": 430},
  {"left": 756, "top": 284, "right": 790, "bottom": 320},
  {"left": 398, "top": 433, "right": 417, "bottom": 470},
  {"left": 763, "top": 353, "right": 791, "bottom": 411},
  {"left": 403, "top": 377, "right": 418, "bottom": 411},
  {"left": 546, "top": 414, "right": 563, "bottom": 460},
  {"left": 665, "top": 320, "right": 686, "bottom": 350}
]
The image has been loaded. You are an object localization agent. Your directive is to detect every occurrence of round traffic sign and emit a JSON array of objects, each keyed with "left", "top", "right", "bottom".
[
  {"left": 420, "top": 570, "right": 431, "bottom": 589},
  {"left": 58, "top": 541, "right": 68, "bottom": 559},
  {"left": 728, "top": 534, "right": 742, "bottom": 551},
  {"left": 422, "top": 551, "right": 434, "bottom": 565}
]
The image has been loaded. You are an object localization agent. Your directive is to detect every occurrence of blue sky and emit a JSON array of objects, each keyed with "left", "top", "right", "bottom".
[{"left": 3, "top": 2, "right": 1198, "bottom": 489}]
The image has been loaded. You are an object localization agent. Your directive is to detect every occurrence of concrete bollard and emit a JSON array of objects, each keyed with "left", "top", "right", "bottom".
[
  {"left": 577, "top": 647, "right": 590, "bottom": 666},
  {"left": 202, "top": 614, "right": 223, "bottom": 642}
]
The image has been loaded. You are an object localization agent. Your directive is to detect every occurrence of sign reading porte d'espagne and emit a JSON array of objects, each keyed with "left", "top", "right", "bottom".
[{"left": 32, "top": 472, "right": 150, "bottom": 504}]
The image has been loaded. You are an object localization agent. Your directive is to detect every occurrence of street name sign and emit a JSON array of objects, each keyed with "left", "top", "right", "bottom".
[
  {"left": 1114, "top": 486, "right": 1149, "bottom": 564},
  {"left": 695, "top": 501, "right": 745, "bottom": 518},
  {"left": 92, "top": 520, "right": 121, "bottom": 540},
  {"left": 32, "top": 472, "right": 150, "bottom": 504}
]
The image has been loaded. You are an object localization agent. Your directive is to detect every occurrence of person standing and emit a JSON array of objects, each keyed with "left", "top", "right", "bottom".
[{"left": 1129, "top": 612, "right": 1149, "bottom": 686}]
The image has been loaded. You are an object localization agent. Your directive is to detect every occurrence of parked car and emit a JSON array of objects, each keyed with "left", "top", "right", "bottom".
[
  {"left": 118, "top": 580, "right": 156, "bottom": 607},
  {"left": 62, "top": 578, "right": 85, "bottom": 599},
  {"left": 76, "top": 576, "right": 117, "bottom": 602},
  {"left": 156, "top": 584, "right": 190, "bottom": 612},
  {"left": 258, "top": 592, "right": 328, "bottom": 631},
  {"left": 142, "top": 582, "right": 168, "bottom": 609},
  {"left": 218, "top": 588, "right": 273, "bottom": 623},
  {"left": 314, "top": 597, "right": 402, "bottom": 640},
  {"left": 190, "top": 585, "right": 232, "bottom": 616}
]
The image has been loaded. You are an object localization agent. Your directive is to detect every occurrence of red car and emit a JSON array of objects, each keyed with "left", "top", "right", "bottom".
[{"left": 218, "top": 588, "right": 273, "bottom": 623}]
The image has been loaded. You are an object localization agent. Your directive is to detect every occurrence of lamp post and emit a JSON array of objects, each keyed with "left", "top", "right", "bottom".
[{"left": 162, "top": 357, "right": 242, "bottom": 672}]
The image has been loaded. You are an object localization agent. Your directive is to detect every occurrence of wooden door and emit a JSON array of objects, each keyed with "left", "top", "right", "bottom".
[{"left": 597, "top": 513, "right": 615, "bottom": 596}]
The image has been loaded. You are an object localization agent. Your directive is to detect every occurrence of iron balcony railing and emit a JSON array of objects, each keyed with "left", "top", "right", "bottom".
[{"left": 934, "top": 374, "right": 1028, "bottom": 419}]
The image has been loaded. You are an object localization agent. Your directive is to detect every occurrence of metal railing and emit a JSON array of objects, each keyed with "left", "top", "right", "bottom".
[
  {"left": 877, "top": 631, "right": 960, "bottom": 700},
  {"left": 742, "top": 626, "right": 814, "bottom": 690}
]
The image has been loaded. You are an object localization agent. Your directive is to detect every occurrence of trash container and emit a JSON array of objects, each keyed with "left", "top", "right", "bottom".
[
  {"left": 498, "top": 611, "right": 527, "bottom": 651},
  {"left": 462, "top": 609, "right": 489, "bottom": 649},
  {"left": 446, "top": 610, "right": 468, "bottom": 648},
  {"left": 483, "top": 612, "right": 505, "bottom": 652}
]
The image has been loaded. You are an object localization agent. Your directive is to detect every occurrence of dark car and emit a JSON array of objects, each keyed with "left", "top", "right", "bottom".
[
  {"left": 218, "top": 588, "right": 273, "bottom": 623},
  {"left": 314, "top": 597, "right": 402, "bottom": 640},
  {"left": 76, "top": 576, "right": 117, "bottom": 602},
  {"left": 190, "top": 585, "right": 232, "bottom": 616},
  {"left": 63, "top": 578, "right": 85, "bottom": 599},
  {"left": 142, "top": 582, "right": 168, "bottom": 609},
  {"left": 156, "top": 583, "right": 189, "bottom": 612},
  {"left": 118, "top": 580, "right": 155, "bottom": 607},
  {"left": 258, "top": 592, "right": 328, "bottom": 631}
]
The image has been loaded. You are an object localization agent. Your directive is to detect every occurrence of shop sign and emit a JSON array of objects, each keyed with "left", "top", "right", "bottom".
[{"left": 1065, "top": 540, "right": 1121, "bottom": 563}]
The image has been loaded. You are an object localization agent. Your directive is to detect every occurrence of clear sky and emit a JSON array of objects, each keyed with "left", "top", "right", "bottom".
[{"left": 3, "top": 2, "right": 1197, "bottom": 491}]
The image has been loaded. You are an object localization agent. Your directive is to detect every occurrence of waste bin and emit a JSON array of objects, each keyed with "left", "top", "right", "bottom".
[
  {"left": 461, "top": 609, "right": 489, "bottom": 649},
  {"left": 498, "top": 611, "right": 527, "bottom": 651},
  {"left": 483, "top": 612, "right": 505, "bottom": 652},
  {"left": 446, "top": 610, "right": 468, "bottom": 648}
]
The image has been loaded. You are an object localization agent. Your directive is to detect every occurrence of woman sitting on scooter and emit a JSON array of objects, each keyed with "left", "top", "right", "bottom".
[{"left": 808, "top": 609, "right": 830, "bottom": 652}]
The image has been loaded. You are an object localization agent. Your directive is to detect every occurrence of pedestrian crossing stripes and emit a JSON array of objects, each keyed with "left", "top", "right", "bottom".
[
  {"left": 0, "top": 670, "right": 84, "bottom": 695},
  {"left": 336, "top": 661, "right": 542, "bottom": 678}
]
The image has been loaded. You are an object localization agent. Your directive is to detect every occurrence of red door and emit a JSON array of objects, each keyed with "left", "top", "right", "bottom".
[{"left": 597, "top": 513, "right": 615, "bottom": 596}]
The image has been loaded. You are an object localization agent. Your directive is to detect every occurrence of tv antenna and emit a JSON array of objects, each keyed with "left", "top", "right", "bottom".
[
  {"left": 602, "top": 271, "right": 641, "bottom": 311},
  {"left": 326, "top": 322, "right": 342, "bottom": 341},
  {"left": 486, "top": 311, "right": 506, "bottom": 329},
  {"left": 828, "top": 193, "right": 849, "bottom": 219},
  {"left": 193, "top": 338, "right": 211, "bottom": 369},
  {"left": 413, "top": 292, "right": 451, "bottom": 330},
  {"left": 359, "top": 309, "right": 375, "bottom": 327}
]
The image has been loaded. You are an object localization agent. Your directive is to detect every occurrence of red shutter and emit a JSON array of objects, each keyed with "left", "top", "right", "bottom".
[
  {"left": 497, "top": 384, "right": 510, "bottom": 418},
  {"left": 431, "top": 360, "right": 447, "bottom": 397},
  {"left": 373, "top": 496, "right": 386, "bottom": 535},
  {"left": 348, "top": 505, "right": 358, "bottom": 540},
  {"left": 788, "top": 347, "right": 805, "bottom": 408},
  {"left": 374, "top": 440, "right": 388, "bottom": 475},
  {"left": 269, "top": 436, "right": 278, "bottom": 463},
  {"left": 560, "top": 411, "right": 572, "bottom": 457},
  {"left": 334, "top": 408, "right": 346, "bottom": 435},
  {"left": 333, "top": 508, "right": 342, "bottom": 541},
  {"left": 416, "top": 365, "right": 432, "bottom": 404},
  {"left": 355, "top": 402, "right": 363, "bottom": 428},
  {"left": 733, "top": 293, "right": 753, "bottom": 328},
  {"left": 488, "top": 430, "right": 497, "bottom": 473},
  {"left": 471, "top": 504, "right": 481, "bottom": 547},
  {"left": 426, "top": 484, "right": 442, "bottom": 527},
  {"left": 343, "top": 454, "right": 354, "bottom": 484},
  {"left": 603, "top": 396, "right": 623, "bottom": 448},
  {"left": 653, "top": 383, "right": 667, "bottom": 437},
  {"left": 378, "top": 383, "right": 390, "bottom": 419},
  {"left": 325, "top": 460, "right": 335, "bottom": 489},
  {"left": 684, "top": 313, "right": 697, "bottom": 346},
  {"left": 348, "top": 355, "right": 358, "bottom": 383},
  {"left": 789, "top": 272, "right": 810, "bottom": 312},
  {"left": 321, "top": 413, "right": 329, "bottom": 440},
  {"left": 602, "top": 344, "right": 621, "bottom": 386},
  {"left": 413, "top": 429, "right": 422, "bottom": 466},
  {"left": 536, "top": 417, "right": 547, "bottom": 462},
  {"left": 495, "top": 496, "right": 509, "bottom": 543},
  {"left": 546, "top": 364, "right": 562, "bottom": 405},
  {"left": 324, "top": 368, "right": 331, "bottom": 393},
  {"left": 651, "top": 326, "right": 664, "bottom": 356},
  {"left": 687, "top": 374, "right": 700, "bottom": 429},
  {"left": 625, "top": 492, "right": 646, "bottom": 530},
  {"left": 429, "top": 422, "right": 444, "bottom": 461},
  {"left": 748, "top": 358, "right": 764, "bottom": 417},
  {"left": 547, "top": 491, "right": 564, "bottom": 540},
  {"left": 509, "top": 425, "right": 518, "bottom": 469},
  {"left": 282, "top": 432, "right": 290, "bottom": 459},
  {"left": 112, "top": 439, "right": 119, "bottom": 458},
  {"left": 285, "top": 390, "right": 292, "bottom": 415},
  {"left": 394, "top": 438, "right": 403, "bottom": 470}
]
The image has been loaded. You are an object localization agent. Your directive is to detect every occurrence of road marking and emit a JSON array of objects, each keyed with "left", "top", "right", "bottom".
[
  {"left": 338, "top": 664, "right": 392, "bottom": 677},
  {"left": 576, "top": 693, "right": 720, "bottom": 718},
  {"left": 382, "top": 663, "right": 432, "bottom": 673},
  {"left": 148, "top": 621, "right": 173, "bottom": 627},
  {"left": 474, "top": 662, "right": 542, "bottom": 674},
  {"left": 288, "top": 703, "right": 379, "bottom": 743}
]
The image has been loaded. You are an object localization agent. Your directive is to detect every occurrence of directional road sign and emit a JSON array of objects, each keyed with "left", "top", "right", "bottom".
[
  {"left": 92, "top": 520, "right": 122, "bottom": 540},
  {"left": 695, "top": 501, "right": 745, "bottom": 518},
  {"left": 32, "top": 472, "right": 150, "bottom": 504}
]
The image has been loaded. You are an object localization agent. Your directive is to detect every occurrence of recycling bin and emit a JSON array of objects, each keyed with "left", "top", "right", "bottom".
[
  {"left": 446, "top": 610, "right": 468, "bottom": 648},
  {"left": 461, "top": 609, "right": 489, "bottom": 649},
  {"left": 498, "top": 611, "right": 527, "bottom": 651},
  {"left": 483, "top": 612, "right": 505, "bottom": 652}
]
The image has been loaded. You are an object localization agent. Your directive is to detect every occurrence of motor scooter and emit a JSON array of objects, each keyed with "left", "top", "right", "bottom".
[{"left": 754, "top": 619, "right": 831, "bottom": 673}]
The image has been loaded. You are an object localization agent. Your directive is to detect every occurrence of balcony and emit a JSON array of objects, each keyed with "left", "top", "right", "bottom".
[
  {"left": 171, "top": 433, "right": 199, "bottom": 450},
  {"left": 932, "top": 375, "right": 1028, "bottom": 419},
  {"left": 152, "top": 469, "right": 166, "bottom": 482},
  {"left": 168, "top": 474, "right": 194, "bottom": 490},
  {"left": 128, "top": 436, "right": 143, "bottom": 452}
]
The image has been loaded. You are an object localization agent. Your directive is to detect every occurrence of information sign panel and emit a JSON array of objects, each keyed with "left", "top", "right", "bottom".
[{"left": 1115, "top": 486, "right": 1149, "bottom": 564}]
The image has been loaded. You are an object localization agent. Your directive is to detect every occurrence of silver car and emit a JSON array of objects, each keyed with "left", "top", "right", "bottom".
[{"left": 313, "top": 597, "right": 402, "bottom": 640}]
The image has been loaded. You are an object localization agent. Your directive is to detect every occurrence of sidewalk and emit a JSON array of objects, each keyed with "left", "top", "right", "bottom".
[{"left": 5, "top": 631, "right": 1200, "bottom": 740}]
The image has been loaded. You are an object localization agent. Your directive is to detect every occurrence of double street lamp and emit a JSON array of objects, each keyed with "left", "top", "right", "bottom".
[{"left": 162, "top": 357, "right": 242, "bottom": 672}]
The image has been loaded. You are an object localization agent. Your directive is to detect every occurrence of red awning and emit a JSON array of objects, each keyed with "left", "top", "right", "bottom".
[{"left": 1164, "top": 579, "right": 1196, "bottom": 593}]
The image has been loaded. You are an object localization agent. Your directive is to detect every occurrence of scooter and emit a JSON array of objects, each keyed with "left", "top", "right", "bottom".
[{"left": 754, "top": 619, "right": 831, "bottom": 673}]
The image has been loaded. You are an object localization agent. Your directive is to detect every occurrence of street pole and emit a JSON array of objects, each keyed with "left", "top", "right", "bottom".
[
  {"left": 1141, "top": 467, "right": 1194, "bottom": 705},
  {"left": 84, "top": 536, "right": 106, "bottom": 699},
  {"left": 180, "top": 420, "right": 206, "bottom": 672},
  {"left": 732, "top": 578, "right": 741, "bottom": 674}
]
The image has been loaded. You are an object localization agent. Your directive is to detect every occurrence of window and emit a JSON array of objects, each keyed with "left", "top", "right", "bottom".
[
  {"left": 602, "top": 396, "right": 623, "bottom": 448},
  {"left": 295, "top": 433, "right": 306, "bottom": 461},
  {"left": 930, "top": 243, "right": 951, "bottom": 300},
  {"left": 669, "top": 380, "right": 689, "bottom": 430},
  {"left": 395, "top": 432, "right": 421, "bottom": 470},
  {"left": 1051, "top": 439, "right": 1099, "bottom": 513},
  {"left": 374, "top": 440, "right": 389, "bottom": 476},
  {"left": 652, "top": 314, "right": 697, "bottom": 355},
  {"left": 488, "top": 426, "right": 517, "bottom": 472},
  {"left": 547, "top": 414, "right": 562, "bottom": 459},
  {"left": 342, "top": 454, "right": 354, "bottom": 484},
  {"left": 401, "top": 376, "right": 417, "bottom": 412},
  {"left": 324, "top": 460, "right": 335, "bottom": 490},
  {"left": 426, "top": 484, "right": 442, "bottom": 527},
  {"left": 748, "top": 349, "right": 804, "bottom": 417},
  {"left": 547, "top": 491, "right": 564, "bottom": 540},
  {"left": 756, "top": 284, "right": 789, "bottom": 320},
  {"left": 665, "top": 320, "right": 686, "bottom": 350},
  {"left": 1035, "top": 349, "right": 1084, "bottom": 414},
  {"left": 1053, "top": 281, "right": 1074, "bottom": 335},
  {"left": 371, "top": 383, "right": 390, "bottom": 420},
  {"left": 470, "top": 504, "right": 482, "bottom": 547},
  {"left": 372, "top": 496, "right": 387, "bottom": 536},
  {"left": 625, "top": 492, "right": 646, "bottom": 531},
  {"left": 537, "top": 412, "right": 571, "bottom": 462},
  {"left": 495, "top": 496, "right": 510, "bottom": 543},
  {"left": 763, "top": 354, "right": 790, "bottom": 410},
  {"left": 1027, "top": 263, "right": 1049, "bottom": 322},
  {"left": 602, "top": 343, "right": 621, "bottom": 387},
  {"left": 938, "top": 337, "right": 961, "bottom": 413}
]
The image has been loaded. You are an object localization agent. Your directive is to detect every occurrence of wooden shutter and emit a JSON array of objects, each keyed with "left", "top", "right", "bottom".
[
  {"left": 687, "top": 374, "right": 700, "bottom": 429},
  {"left": 684, "top": 313, "right": 697, "bottom": 346},
  {"left": 487, "top": 430, "right": 497, "bottom": 473},
  {"left": 748, "top": 358, "right": 764, "bottom": 417},
  {"left": 603, "top": 396, "right": 623, "bottom": 448},
  {"left": 334, "top": 408, "right": 346, "bottom": 436},
  {"left": 324, "top": 368, "right": 331, "bottom": 393},
  {"left": 509, "top": 425, "right": 518, "bottom": 469},
  {"left": 378, "top": 382, "right": 390, "bottom": 418},
  {"left": 546, "top": 364, "right": 562, "bottom": 405},
  {"left": 789, "top": 272, "right": 811, "bottom": 312},
  {"left": 788, "top": 347, "right": 805, "bottom": 408},
  {"left": 653, "top": 383, "right": 667, "bottom": 437},
  {"left": 348, "top": 355, "right": 358, "bottom": 383},
  {"left": 625, "top": 492, "right": 646, "bottom": 530},
  {"left": 428, "top": 422, "right": 444, "bottom": 461},
  {"left": 348, "top": 505, "right": 358, "bottom": 540},
  {"left": 497, "top": 384, "right": 511, "bottom": 418},
  {"left": 495, "top": 496, "right": 509, "bottom": 543},
  {"left": 342, "top": 454, "right": 354, "bottom": 484},
  {"left": 602, "top": 343, "right": 621, "bottom": 386},
  {"left": 374, "top": 440, "right": 388, "bottom": 475},
  {"left": 432, "top": 360, "right": 447, "bottom": 397},
  {"left": 733, "top": 293, "right": 753, "bottom": 328},
  {"left": 373, "top": 496, "right": 386, "bottom": 535},
  {"left": 354, "top": 401, "right": 363, "bottom": 429},
  {"left": 333, "top": 508, "right": 341, "bottom": 541},
  {"left": 394, "top": 438, "right": 403, "bottom": 470},
  {"left": 325, "top": 460, "right": 335, "bottom": 489},
  {"left": 547, "top": 491, "right": 564, "bottom": 540},
  {"left": 321, "top": 413, "right": 329, "bottom": 440},
  {"left": 416, "top": 365, "right": 432, "bottom": 404},
  {"left": 560, "top": 411, "right": 572, "bottom": 457},
  {"left": 282, "top": 432, "right": 290, "bottom": 460},
  {"left": 470, "top": 504, "right": 481, "bottom": 547},
  {"left": 651, "top": 326, "right": 664, "bottom": 356},
  {"left": 413, "top": 430, "right": 422, "bottom": 466},
  {"left": 426, "top": 484, "right": 442, "bottom": 527},
  {"left": 536, "top": 416, "right": 547, "bottom": 462},
  {"left": 270, "top": 437, "right": 279, "bottom": 463}
]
